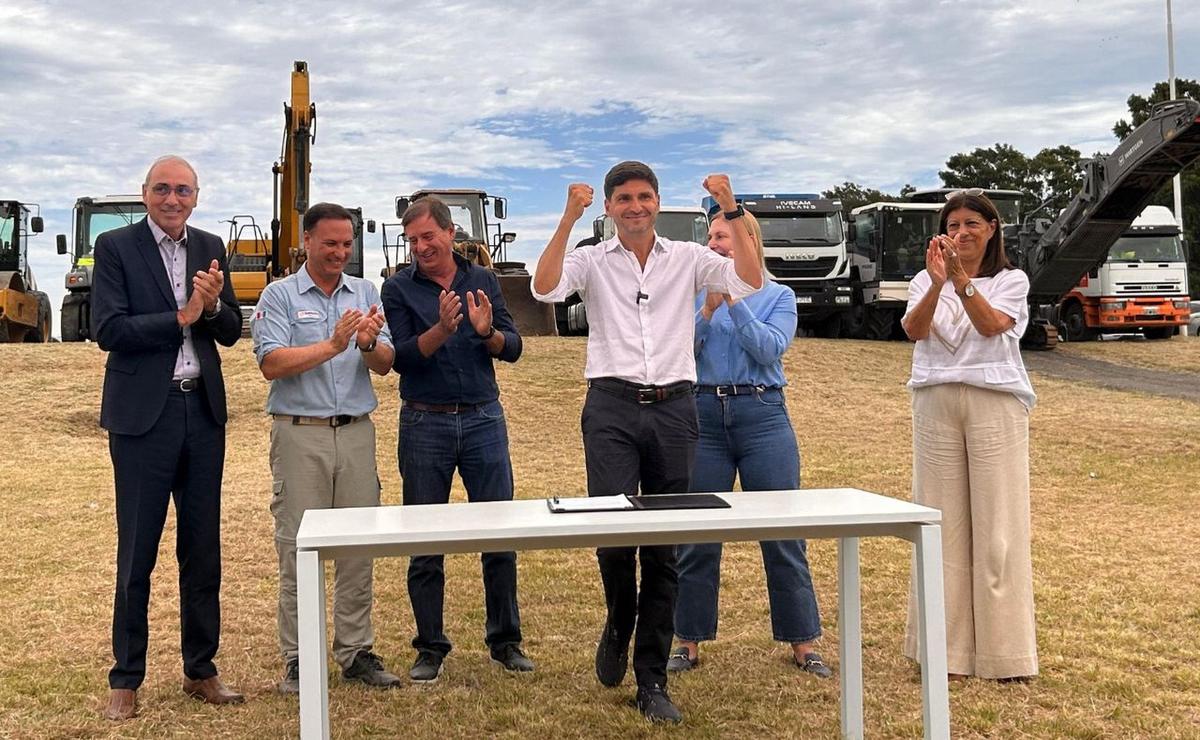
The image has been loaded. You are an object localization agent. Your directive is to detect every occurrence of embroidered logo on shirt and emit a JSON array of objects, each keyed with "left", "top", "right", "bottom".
[
  {"left": 253, "top": 309, "right": 267, "bottom": 321},
  {"left": 930, "top": 292, "right": 969, "bottom": 355},
  {"left": 295, "top": 310, "right": 321, "bottom": 320}
]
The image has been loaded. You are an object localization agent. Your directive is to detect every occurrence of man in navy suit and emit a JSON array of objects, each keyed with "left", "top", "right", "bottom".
[{"left": 91, "top": 155, "right": 244, "bottom": 720}]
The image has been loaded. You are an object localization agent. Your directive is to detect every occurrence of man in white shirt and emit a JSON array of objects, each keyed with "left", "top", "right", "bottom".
[{"left": 531, "top": 161, "right": 762, "bottom": 723}]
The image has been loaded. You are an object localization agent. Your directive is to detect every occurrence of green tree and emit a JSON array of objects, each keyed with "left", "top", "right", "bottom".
[
  {"left": 1030, "top": 145, "right": 1084, "bottom": 214},
  {"left": 821, "top": 181, "right": 901, "bottom": 214},
  {"left": 1113, "top": 79, "right": 1200, "bottom": 298},
  {"left": 939, "top": 143, "right": 1039, "bottom": 213}
]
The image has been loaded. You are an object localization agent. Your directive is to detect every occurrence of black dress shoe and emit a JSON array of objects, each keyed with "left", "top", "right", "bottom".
[
  {"left": 595, "top": 622, "right": 629, "bottom": 687},
  {"left": 636, "top": 684, "right": 682, "bottom": 724},
  {"left": 342, "top": 650, "right": 402, "bottom": 688}
]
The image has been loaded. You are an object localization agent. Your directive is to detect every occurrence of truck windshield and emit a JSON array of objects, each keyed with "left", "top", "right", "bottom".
[
  {"left": 758, "top": 213, "right": 842, "bottom": 244},
  {"left": 1107, "top": 235, "right": 1185, "bottom": 263},
  {"left": 0, "top": 211, "right": 15, "bottom": 267},
  {"left": 83, "top": 205, "right": 147, "bottom": 257},
  {"left": 882, "top": 211, "right": 941, "bottom": 278},
  {"left": 656, "top": 212, "right": 709, "bottom": 243}
]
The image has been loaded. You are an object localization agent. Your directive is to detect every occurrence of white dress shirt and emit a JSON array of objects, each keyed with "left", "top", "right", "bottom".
[
  {"left": 533, "top": 234, "right": 758, "bottom": 384},
  {"left": 147, "top": 217, "right": 201, "bottom": 380}
]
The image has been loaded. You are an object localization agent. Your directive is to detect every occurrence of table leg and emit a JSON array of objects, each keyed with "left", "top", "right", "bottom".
[
  {"left": 297, "top": 549, "right": 330, "bottom": 740},
  {"left": 915, "top": 524, "right": 950, "bottom": 740},
  {"left": 838, "top": 537, "right": 863, "bottom": 740}
]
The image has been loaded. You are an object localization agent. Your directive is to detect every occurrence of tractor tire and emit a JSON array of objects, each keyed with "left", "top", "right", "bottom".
[
  {"left": 859, "top": 307, "right": 896, "bottom": 340},
  {"left": 61, "top": 292, "right": 90, "bottom": 342},
  {"left": 24, "top": 291, "right": 52, "bottom": 343},
  {"left": 1059, "top": 303, "right": 1096, "bottom": 342}
]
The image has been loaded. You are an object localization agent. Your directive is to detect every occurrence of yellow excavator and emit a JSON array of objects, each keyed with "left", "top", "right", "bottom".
[{"left": 225, "top": 61, "right": 374, "bottom": 330}]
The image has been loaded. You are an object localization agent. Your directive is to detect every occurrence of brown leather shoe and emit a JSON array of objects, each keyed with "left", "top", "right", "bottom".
[
  {"left": 103, "top": 688, "right": 137, "bottom": 720},
  {"left": 182, "top": 675, "right": 245, "bottom": 705}
]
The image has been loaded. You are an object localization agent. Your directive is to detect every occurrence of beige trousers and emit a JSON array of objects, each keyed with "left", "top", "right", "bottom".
[
  {"left": 903, "top": 383, "right": 1038, "bottom": 678},
  {"left": 271, "top": 416, "right": 380, "bottom": 669}
]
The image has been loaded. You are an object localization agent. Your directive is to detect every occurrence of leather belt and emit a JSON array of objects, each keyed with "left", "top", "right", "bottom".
[
  {"left": 588, "top": 377, "right": 694, "bottom": 405},
  {"left": 274, "top": 413, "right": 367, "bottom": 428},
  {"left": 403, "top": 401, "right": 486, "bottom": 414},
  {"left": 171, "top": 377, "right": 203, "bottom": 393},
  {"left": 696, "top": 384, "right": 778, "bottom": 397}
]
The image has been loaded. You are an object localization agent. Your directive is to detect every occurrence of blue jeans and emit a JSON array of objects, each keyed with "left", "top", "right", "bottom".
[
  {"left": 675, "top": 388, "right": 822, "bottom": 644},
  {"left": 398, "top": 399, "right": 521, "bottom": 656}
]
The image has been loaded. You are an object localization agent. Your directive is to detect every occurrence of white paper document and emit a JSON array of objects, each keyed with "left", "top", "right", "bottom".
[{"left": 546, "top": 495, "right": 635, "bottom": 513}]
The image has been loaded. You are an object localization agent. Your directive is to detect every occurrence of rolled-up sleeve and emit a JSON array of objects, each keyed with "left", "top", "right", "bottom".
[
  {"left": 531, "top": 247, "right": 590, "bottom": 303},
  {"left": 694, "top": 245, "right": 758, "bottom": 301},
  {"left": 250, "top": 284, "right": 291, "bottom": 365}
]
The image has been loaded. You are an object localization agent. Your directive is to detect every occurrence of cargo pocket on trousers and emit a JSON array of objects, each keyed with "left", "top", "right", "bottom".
[{"left": 269, "top": 479, "right": 285, "bottom": 519}]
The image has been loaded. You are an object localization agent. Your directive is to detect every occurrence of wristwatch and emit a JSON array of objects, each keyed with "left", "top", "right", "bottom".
[
  {"left": 723, "top": 204, "right": 745, "bottom": 220},
  {"left": 359, "top": 338, "right": 377, "bottom": 353},
  {"left": 959, "top": 281, "right": 976, "bottom": 299}
]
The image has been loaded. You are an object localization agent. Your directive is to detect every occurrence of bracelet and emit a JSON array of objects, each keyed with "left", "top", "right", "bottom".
[
  {"left": 481, "top": 326, "right": 496, "bottom": 340},
  {"left": 358, "top": 338, "right": 377, "bottom": 353}
]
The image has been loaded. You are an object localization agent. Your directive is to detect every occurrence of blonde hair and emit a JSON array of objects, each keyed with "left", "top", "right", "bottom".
[{"left": 712, "top": 210, "right": 765, "bottom": 268}]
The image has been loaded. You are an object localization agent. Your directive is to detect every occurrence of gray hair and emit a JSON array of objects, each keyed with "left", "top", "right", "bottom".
[{"left": 143, "top": 155, "right": 199, "bottom": 187}]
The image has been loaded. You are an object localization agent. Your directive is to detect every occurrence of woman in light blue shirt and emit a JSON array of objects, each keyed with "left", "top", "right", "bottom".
[{"left": 669, "top": 210, "right": 831, "bottom": 679}]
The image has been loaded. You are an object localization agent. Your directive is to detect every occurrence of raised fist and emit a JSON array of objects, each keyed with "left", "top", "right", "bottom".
[{"left": 564, "top": 183, "right": 594, "bottom": 222}]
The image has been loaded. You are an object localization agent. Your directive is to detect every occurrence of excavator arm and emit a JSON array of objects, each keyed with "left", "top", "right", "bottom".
[{"left": 271, "top": 60, "right": 315, "bottom": 277}]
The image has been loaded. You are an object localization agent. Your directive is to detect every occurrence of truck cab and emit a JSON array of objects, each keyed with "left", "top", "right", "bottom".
[
  {"left": 703, "top": 193, "right": 851, "bottom": 333},
  {"left": 56, "top": 195, "right": 146, "bottom": 341},
  {"left": 1057, "top": 204, "right": 1189, "bottom": 340}
]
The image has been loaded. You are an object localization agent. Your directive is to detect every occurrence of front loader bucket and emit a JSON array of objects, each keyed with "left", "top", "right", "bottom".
[{"left": 495, "top": 266, "right": 557, "bottom": 336}]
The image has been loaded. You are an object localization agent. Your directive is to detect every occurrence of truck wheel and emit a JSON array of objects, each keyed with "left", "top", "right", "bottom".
[
  {"left": 1060, "top": 303, "right": 1096, "bottom": 341},
  {"left": 61, "top": 292, "right": 89, "bottom": 342},
  {"left": 861, "top": 307, "right": 896, "bottom": 341},
  {"left": 1143, "top": 326, "right": 1175, "bottom": 340},
  {"left": 814, "top": 314, "right": 841, "bottom": 338}
]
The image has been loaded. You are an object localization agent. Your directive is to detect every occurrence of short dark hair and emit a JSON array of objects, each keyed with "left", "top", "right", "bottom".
[
  {"left": 939, "top": 192, "right": 1013, "bottom": 278},
  {"left": 303, "top": 202, "right": 353, "bottom": 232},
  {"left": 401, "top": 196, "right": 454, "bottom": 231},
  {"left": 603, "top": 160, "right": 659, "bottom": 199}
]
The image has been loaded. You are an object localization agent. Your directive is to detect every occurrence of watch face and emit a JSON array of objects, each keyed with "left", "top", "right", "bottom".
[{"left": 965, "top": 283, "right": 976, "bottom": 297}]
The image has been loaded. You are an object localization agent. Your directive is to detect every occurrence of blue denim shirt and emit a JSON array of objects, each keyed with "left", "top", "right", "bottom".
[
  {"left": 693, "top": 279, "right": 796, "bottom": 388},
  {"left": 251, "top": 264, "right": 392, "bottom": 417},
  {"left": 381, "top": 253, "right": 522, "bottom": 404}
]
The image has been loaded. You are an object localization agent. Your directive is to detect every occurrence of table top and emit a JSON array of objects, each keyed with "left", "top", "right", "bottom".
[{"left": 296, "top": 488, "right": 940, "bottom": 557}]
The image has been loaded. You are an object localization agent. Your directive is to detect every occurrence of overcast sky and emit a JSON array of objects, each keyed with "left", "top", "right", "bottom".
[{"left": 2, "top": 0, "right": 1197, "bottom": 337}]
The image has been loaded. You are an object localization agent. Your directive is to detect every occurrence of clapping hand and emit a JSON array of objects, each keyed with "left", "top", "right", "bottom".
[
  {"left": 465, "top": 289, "right": 493, "bottom": 336},
  {"left": 330, "top": 308, "right": 364, "bottom": 352},
  {"left": 437, "top": 289, "right": 463, "bottom": 335},
  {"left": 355, "top": 305, "right": 385, "bottom": 349}
]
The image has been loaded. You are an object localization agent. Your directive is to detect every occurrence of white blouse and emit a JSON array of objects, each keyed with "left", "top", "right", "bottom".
[{"left": 903, "top": 268, "right": 1036, "bottom": 410}]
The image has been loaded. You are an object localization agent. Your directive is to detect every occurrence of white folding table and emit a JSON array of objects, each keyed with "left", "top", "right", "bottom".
[{"left": 295, "top": 488, "right": 949, "bottom": 739}]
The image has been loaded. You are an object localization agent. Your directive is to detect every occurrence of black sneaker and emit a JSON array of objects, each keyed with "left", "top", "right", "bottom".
[
  {"left": 595, "top": 622, "right": 629, "bottom": 687},
  {"left": 277, "top": 658, "right": 299, "bottom": 695},
  {"left": 409, "top": 651, "right": 444, "bottom": 683},
  {"left": 342, "top": 650, "right": 402, "bottom": 688},
  {"left": 666, "top": 646, "right": 698, "bottom": 673},
  {"left": 795, "top": 651, "right": 834, "bottom": 679},
  {"left": 636, "top": 683, "right": 682, "bottom": 724},
  {"left": 490, "top": 643, "right": 534, "bottom": 672}
]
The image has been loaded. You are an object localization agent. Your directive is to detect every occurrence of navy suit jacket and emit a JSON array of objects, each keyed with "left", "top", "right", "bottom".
[{"left": 91, "top": 218, "right": 242, "bottom": 436}]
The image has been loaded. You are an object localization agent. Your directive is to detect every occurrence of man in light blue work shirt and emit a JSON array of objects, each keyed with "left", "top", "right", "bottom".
[{"left": 250, "top": 202, "right": 401, "bottom": 694}]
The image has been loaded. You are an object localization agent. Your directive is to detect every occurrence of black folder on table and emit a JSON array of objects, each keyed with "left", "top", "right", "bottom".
[{"left": 547, "top": 493, "right": 730, "bottom": 513}]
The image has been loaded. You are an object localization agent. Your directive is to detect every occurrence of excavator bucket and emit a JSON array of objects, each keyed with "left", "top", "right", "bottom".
[{"left": 494, "top": 263, "right": 557, "bottom": 336}]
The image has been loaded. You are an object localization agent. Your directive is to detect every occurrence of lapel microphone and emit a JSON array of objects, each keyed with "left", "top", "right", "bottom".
[{"left": 636, "top": 291, "right": 649, "bottom": 304}]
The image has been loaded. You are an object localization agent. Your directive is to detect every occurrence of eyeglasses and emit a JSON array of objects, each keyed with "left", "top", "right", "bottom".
[
  {"left": 945, "top": 187, "right": 984, "bottom": 200},
  {"left": 149, "top": 183, "right": 197, "bottom": 198}
]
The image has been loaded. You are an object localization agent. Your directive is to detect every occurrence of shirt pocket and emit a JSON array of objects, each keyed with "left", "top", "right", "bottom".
[
  {"left": 289, "top": 313, "right": 327, "bottom": 344},
  {"left": 982, "top": 365, "right": 1022, "bottom": 385}
]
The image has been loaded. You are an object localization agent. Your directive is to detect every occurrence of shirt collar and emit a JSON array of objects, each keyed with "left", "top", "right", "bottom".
[
  {"left": 147, "top": 216, "right": 187, "bottom": 246},
  {"left": 603, "top": 233, "right": 668, "bottom": 254},
  {"left": 298, "top": 261, "right": 351, "bottom": 294}
]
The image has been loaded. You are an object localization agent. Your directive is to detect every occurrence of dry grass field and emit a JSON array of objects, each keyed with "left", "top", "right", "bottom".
[{"left": 1, "top": 336, "right": 1197, "bottom": 739}]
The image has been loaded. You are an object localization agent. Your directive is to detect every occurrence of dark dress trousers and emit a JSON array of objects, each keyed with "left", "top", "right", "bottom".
[{"left": 91, "top": 218, "right": 241, "bottom": 689}]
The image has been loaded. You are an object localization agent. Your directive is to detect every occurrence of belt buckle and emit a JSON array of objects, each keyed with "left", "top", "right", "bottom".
[
  {"left": 715, "top": 385, "right": 730, "bottom": 398},
  {"left": 636, "top": 387, "right": 656, "bottom": 404},
  {"left": 178, "top": 378, "right": 198, "bottom": 392},
  {"left": 331, "top": 414, "right": 352, "bottom": 427}
]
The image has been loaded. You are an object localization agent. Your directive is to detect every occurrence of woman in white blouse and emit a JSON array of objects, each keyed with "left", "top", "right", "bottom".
[{"left": 900, "top": 189, "right": 1038, "bottom": 681}]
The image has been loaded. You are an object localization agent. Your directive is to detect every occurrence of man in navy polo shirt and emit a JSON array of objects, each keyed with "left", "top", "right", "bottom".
[{"left": 380, "top": 196, "right": 533, "bottom": 683}]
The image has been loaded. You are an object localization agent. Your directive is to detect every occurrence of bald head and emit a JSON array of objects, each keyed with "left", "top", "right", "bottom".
[{"left": 144, "top": 155, "right": 199, "bottom": 188}]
